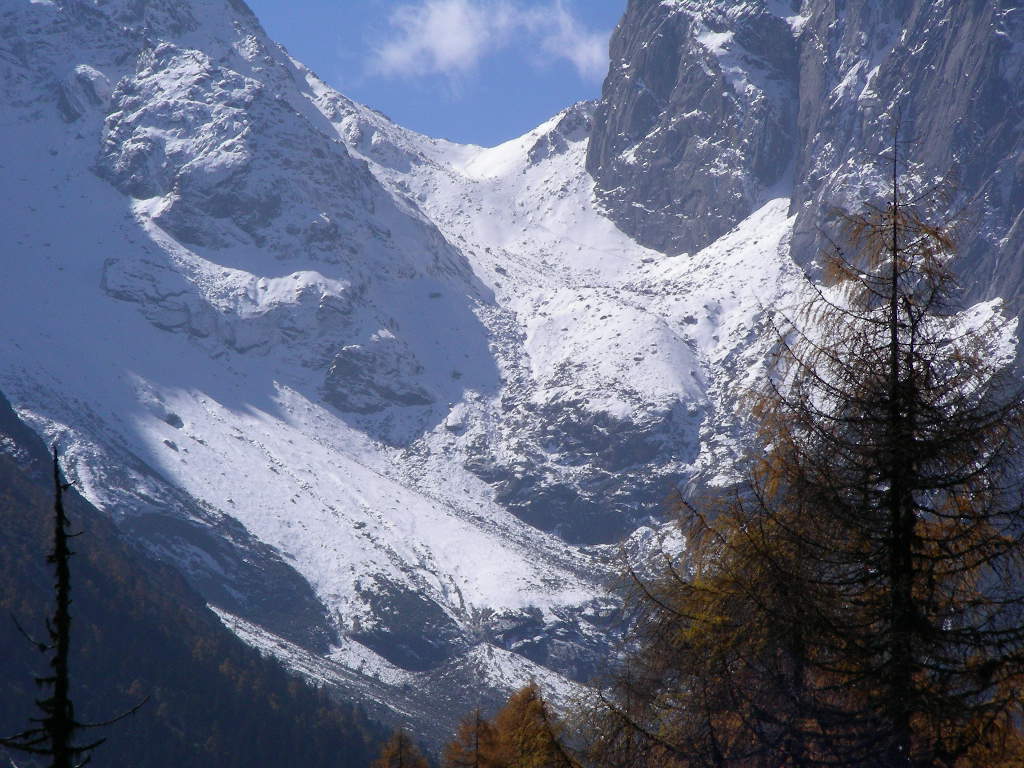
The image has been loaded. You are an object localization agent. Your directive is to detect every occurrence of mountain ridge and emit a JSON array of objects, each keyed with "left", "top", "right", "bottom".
[{"left": 1, "top": 0, "right": 1021, "bottom": 743}]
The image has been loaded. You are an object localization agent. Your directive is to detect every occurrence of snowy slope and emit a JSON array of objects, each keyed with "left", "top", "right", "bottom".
[
  {"left": 1, "top": 0, "right": 805, "bottom": 738},
  {"left": 329, "top": 94, "right": 802, "bottom": 524}
]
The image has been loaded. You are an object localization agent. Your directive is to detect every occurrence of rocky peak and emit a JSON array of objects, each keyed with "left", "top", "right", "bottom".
[
  {"left": 586, "top": 0, "right": 801, "bottom": 256},
  {"left": 590, "top": 0, "right": 1024, "bottom": 305}
]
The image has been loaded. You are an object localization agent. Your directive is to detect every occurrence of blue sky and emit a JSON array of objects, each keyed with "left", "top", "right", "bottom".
[{"left": 245, "top": 0, "right": 625, "bottom": 146}]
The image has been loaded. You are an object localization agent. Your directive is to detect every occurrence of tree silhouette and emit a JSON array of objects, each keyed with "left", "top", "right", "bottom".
[{"left": 1, "top": 447, "right": 143, "bottom": 768}]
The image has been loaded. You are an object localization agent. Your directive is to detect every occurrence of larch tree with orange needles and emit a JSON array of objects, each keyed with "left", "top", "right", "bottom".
[{"left": 590, "top": 161, "right": 1024, "bottom": 767}]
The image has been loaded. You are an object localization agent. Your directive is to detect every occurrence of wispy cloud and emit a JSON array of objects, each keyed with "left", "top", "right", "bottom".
[
  {"left": 370, "top": 0, "right": 609, "bottom": 83},
  {"left": 537, "top": 2, "right": 608, "bottom": 80}
]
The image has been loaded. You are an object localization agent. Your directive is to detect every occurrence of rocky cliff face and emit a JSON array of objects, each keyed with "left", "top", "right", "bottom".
[
  {"left": 587, "top": 0, "right": 801, "bottom": 255},
  {"left": 589, "top": 0, "right": 1024, "bottom": 299},
  {"left": 790, "top": 0, "right": 1024, "bottom": 302}
]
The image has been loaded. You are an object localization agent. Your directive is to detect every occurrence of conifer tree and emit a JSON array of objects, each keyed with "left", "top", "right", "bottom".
[
  {"left": 371, "top": 728, "right": 430, "bottom": 768},
  {"left": 490, "top": 683, "right": 578, "bottom": 768},
  {"left": 590, "top": 158, "right": 1024, "bottom": 767},
  {"left": 1, "top": 447, "right": 143, "bottom": 768},
  {"left": 444, "top": 708, "right": 500, "bottom": 768}
]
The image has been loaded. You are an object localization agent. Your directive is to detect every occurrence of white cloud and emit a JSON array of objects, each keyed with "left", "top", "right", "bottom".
[
  {"left": 372, "top": 0, "right": 492, "bottom": 77},
  {"left": 536, "top": 2, "right": 609, "bottom": 81},
  {"left": 370, "top": 0, "right": 609, "bottom": 82}
]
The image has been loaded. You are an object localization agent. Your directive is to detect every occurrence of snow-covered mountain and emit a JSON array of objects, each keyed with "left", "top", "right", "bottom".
[
  {"left": 590, "top": 0, "right": 1024, "bottom": 298},
  {"left": 1, "top": 0, "right": 1021, "bottom": 742}
]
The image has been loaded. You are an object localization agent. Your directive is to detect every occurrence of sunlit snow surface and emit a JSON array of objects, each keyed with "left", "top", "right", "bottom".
[{"left": 0, "top": 0, "right": 807, "bottom": 730}]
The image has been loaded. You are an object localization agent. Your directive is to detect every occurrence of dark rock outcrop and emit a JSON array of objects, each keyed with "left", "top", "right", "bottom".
[
  {"left": 590, "top": 0, "right": 1024, "bottom": 304},
  {"left": 790, "top": 0, "right": 1024, "bottom": 303},
  {"left": 587, "top": 0, "right": 800, "bottom": 256}
]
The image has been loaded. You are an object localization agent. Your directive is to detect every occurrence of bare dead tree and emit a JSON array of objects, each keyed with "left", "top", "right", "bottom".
[{"left": 1, "top": 447, "right": 144, "bottom": 768}]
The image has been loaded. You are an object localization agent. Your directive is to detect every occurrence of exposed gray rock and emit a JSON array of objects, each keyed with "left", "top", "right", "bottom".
[
  {"left": 590, "top": 0, "right": 1023, "bottom": 302},
  {"left": 125, "top": 511, "right": 338, "bottom": 653},
  {"left": 482, "top": 601, "right": 623, "bottom": 684},
  {"left": 323, "top": 331, "right": 435, "bottom": 414},
  {"left": 587, "top": 0, "right": 800, "bottom": 255},
  {"left": 527, "top": 103, "right": 592, "bottom": 164},
  {"left": 463, "top": 397, "right": 698, "bottom": 545},
  {"left": 790, "top": 0, "right": 1024, "bottom": 304},
  {"left": 97, "top": 42, "right": 383, "bottom": 255},
  {"left": 458, "top": 307, "right": 702, "bottom": 545},
  {"left": 351, "top": 575, "right": 467, "bottom": 671}
]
